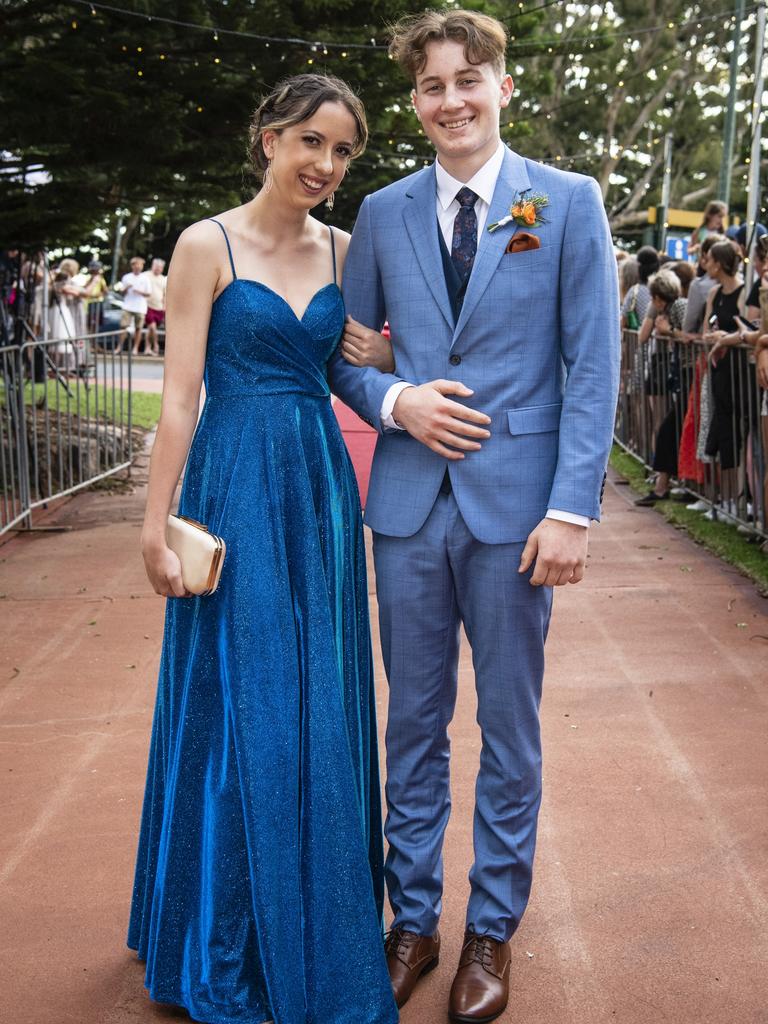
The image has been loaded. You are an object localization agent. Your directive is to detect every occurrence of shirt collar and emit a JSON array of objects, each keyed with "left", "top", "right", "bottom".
[{"left": 435, "top": 140, "right": 506, "bottom": 211}]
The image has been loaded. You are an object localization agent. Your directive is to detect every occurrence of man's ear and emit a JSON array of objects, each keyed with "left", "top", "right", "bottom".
[
  {"left": 411, "top": 89, "right": 422, "bottom": 121},
  {"left": 499, "top": 73, "right": 514, "bottom": 109}
]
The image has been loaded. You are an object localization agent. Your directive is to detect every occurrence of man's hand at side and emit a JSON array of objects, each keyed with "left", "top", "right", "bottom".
[
  {"left": 392, "top": 380, "right": 491, "bottom": 460},
  {"left": 518, "top": 518, "right": 589, "bottom": 587}
]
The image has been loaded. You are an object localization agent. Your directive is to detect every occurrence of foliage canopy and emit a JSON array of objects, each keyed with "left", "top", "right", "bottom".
[{"left": 0, "top": 0, "right": 763, "bottom": 262}]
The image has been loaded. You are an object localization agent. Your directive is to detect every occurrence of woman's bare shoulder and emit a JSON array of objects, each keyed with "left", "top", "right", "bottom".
[{"left": 174, "top": 217, "right": 229, "bottom": 256}]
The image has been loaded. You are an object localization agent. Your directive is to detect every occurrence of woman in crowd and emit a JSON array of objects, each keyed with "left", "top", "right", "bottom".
[
  {"left": 671, "top": 260, "right": 695, "bottom": 299},
  {"left": 758, "top": 332, "right": 768, "bottom": 536},
  {"left": 706, "top": 238, "right": 768, "bottom": 527},
  {"left": 621, "top": 245, "right": 659, "bottom": 330},
  {"left": 689, "top": 200, "right": 728, "bottom": 260},
  {"left": 619, "top": 256, "right": 639, "bottom": 303},
  {"left": 130, "top": 74, "right": 398, "bottom": 1024},
  {"left": 746, "top": 234, "right": 768, "bottom": 323},
  {"left": 48, "top": 258, "right": 88, "bottom": 371},
  {"left": 677, "top": 234, "right": 725, "bottom": 504},
  {"left": 622, "top": 247, "right": 660, "bottom": 450},
  {"left": 701, "top": 240, "right": 747, "bottom": 515},
  {"left": 634, "top": 269, "right": 689, "bottom": 504}
]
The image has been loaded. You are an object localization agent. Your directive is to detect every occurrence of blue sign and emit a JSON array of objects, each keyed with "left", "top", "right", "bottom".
[{"left": 666, "top": 237, "right": 689, "bottom": 261}]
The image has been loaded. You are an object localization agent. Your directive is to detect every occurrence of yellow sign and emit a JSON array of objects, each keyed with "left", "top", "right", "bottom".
[{"left": 647, "top": 207, "right": 736, "bottom": 230}]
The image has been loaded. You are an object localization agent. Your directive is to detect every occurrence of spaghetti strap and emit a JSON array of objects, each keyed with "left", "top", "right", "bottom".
[
  {"left": 209, "top": 219, "right": 237, "bottom": 280},
  {"left": 328, "top": 225, "right": 337, "bottom": 286}
]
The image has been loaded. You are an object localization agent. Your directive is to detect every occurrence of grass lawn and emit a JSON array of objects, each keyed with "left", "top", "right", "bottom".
[
  {"left": 1, "top": 380, "right": 162, "bottom": 430},
  {"left": 610, "top": 444, "right": 768, "bottom": 594}
]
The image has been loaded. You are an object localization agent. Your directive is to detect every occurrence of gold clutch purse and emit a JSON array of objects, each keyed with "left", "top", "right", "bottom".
[{"left": 166, "top": 514, "right": 226, "bottom": 596}]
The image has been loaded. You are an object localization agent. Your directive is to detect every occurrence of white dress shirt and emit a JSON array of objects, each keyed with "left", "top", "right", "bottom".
[{"left": 379, "top": 141, "right": 589, "bottom": 528}]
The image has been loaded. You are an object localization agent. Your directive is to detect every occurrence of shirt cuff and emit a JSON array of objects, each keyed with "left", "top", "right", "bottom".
[
  {"left": 381, "top": 381, "right": 414, "bottom": 431},
  {"left": 546, "top": 509, "right": 590, "bottom": 528}
]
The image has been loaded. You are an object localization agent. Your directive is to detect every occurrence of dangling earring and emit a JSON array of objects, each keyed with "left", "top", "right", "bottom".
[
  {"left": 262, "top": 160, "right": 273, "bottom": 195},
  {"left": 325, "top": 192, "right": 335, "bottom": 211}
]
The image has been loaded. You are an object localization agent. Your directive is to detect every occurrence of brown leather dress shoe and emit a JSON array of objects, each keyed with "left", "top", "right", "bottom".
[
  {"left": 448, "top": 931, "right": 511, "bottom": 1023},
  {"left": 384, "top": 926, "right": 440, "bottom": 1008}
]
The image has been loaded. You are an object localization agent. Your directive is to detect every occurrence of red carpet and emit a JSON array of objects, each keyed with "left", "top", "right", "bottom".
[{"left": 334, "top": 401, "right": 376, "bottom": 507}]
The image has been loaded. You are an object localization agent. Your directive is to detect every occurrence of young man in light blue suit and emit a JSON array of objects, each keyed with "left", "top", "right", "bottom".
[{"left": 329, "top": 11, "right": 620, "bottom": 1022}]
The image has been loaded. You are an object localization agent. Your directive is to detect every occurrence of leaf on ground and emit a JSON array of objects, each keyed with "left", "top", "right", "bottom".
[
  {"left": 727, "top": 599, "right": 735, "bottom": 612},
  {"left": 679, "top": 565, "right": 693, "bottom": 572},
  {"left": 126, "top": 663, "right": 136, "bottom": 669},
  {"left": 736, "top": 623, "right": 747, "bottom": 629},
  {"left": 88, "top": 620, "right": 96, "bottom": 626}
]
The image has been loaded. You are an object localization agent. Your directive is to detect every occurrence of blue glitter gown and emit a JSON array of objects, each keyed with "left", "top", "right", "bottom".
[{"left": 128, "top": 221, "right": 398, "bottom": 1024}]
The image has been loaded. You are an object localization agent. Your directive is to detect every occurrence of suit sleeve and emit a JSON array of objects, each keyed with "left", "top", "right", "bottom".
[
  {"left": 547, "top": 177, "right": 620, "bottom": 520},
  {"left": 327, "top": 195, "right": 404, "bottom": 432}
]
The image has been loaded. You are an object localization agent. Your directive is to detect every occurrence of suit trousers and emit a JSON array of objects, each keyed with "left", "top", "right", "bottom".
[{"left": 373, "top": 491, "right": 553, "bottom": 943}]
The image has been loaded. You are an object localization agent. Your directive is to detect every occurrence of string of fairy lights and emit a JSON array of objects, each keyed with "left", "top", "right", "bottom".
[
  {"left": 69, "top": 0, "right": 762, "bottom": 57},
  {"left": 57, "top": 0, "right": 766, "bottom": 176}
]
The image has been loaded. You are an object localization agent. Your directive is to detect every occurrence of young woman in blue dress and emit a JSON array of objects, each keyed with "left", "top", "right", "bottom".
[{"left": 130, "top": 75, "right": 398, "bottom": 1024}]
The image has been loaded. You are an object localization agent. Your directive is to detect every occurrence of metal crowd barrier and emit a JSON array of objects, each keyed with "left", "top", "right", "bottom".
[
  {"left": 615, "top": 328, "right": 767, "bottom": 539},
  {"left": 0, "top": 330, "right": 134, "bottom": 535}
]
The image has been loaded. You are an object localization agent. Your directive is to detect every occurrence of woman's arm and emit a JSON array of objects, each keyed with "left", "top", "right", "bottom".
[
  {"left": 141, "top": 222, "right": 221, "bottom": 597},
  {"left": 334, "top": 226, "right": 395, "bottom": 373},
  {"left": 638, "top": 311, "right": 655, "bottom": 345}
]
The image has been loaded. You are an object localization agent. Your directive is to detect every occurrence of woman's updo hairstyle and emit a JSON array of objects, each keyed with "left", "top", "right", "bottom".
[{"left": 248, "top": 74, "right": 368, "bottom": 180}]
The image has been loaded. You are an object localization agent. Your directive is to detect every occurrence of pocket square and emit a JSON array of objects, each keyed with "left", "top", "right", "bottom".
[{"left": 505, "top": 232, "right": 541, "bottom": 254}]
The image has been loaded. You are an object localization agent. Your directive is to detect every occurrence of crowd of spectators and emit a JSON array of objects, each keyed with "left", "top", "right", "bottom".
[
  {"left": 617, "top": 215, "right": 768, "bottom": 538},
  {"left": 0, "top": 250, "right": 167, "bottom": 362}
]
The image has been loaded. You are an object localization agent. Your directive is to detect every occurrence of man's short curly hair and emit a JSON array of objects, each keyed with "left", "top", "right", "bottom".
[{"left": 388, "top": 10, "right": 507, "bottom": 85}]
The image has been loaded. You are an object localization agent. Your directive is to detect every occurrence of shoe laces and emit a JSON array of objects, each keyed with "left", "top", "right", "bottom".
[
  {"left": 385, "top": 927, "right": 417, "bottom": 959},
  {"left": 466, "top": 934, "right": 494, "bottom": 967}
]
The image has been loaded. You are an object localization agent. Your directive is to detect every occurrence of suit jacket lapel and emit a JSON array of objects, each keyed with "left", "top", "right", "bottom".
[
  {"left": 452, "top": 148, "right": 532, "bottom": 346},
  {"left": 403, "top": 166, "right": 454, "bottom": 331}
]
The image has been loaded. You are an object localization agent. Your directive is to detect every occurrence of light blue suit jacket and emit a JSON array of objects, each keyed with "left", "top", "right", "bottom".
[{"left": 328, "top": 147, "right": 620, "bottom": 544}]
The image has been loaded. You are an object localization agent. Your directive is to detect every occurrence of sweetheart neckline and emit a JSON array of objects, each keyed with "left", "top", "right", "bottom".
[{"left": 213, "top": 278, "right": 341, "bottom": 324}]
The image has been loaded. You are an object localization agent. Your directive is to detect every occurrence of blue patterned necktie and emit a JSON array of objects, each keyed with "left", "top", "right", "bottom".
[{"left": 450, "top": 187, "right": 479, "bottom": 284}]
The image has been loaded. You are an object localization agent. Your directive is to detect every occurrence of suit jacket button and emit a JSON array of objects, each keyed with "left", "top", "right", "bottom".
[{"left": 449, "top": 354, "right": 462, "bottom": 366}]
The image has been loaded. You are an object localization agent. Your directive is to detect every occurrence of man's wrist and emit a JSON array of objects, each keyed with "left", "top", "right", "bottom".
[
  {"left": 546, "top": 509, "right": 590, "bottom": 528},
  {"left": 381, "top": 381, "right": 414, "bottom": 431}
]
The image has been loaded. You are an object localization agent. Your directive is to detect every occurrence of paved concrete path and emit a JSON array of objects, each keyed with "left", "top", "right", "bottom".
[{"left": 1, "top": 462, "right": 766, "bottom": 1024}]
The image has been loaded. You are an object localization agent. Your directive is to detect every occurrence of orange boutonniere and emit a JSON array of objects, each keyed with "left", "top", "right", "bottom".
[{"left": 488, "top": 190, "right": 549, "bottom": 233}]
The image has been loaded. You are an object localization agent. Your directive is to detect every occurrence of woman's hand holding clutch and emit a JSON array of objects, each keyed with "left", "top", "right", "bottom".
[
  {"left": 142, "top": 534, "right": 190, "bottom": 598},
  {"left": 341, "top": 316, "right": 395, "bottom": 373}
]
